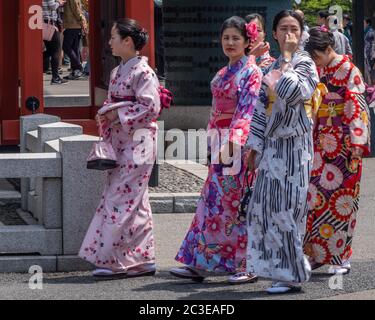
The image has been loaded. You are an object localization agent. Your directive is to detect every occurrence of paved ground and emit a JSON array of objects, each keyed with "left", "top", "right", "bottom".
[{"left": 0, "top": 158, "right": 374, "bottom": 300}]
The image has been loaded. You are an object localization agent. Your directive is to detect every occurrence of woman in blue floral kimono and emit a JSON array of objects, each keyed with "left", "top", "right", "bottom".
[{"left": 169, "top": 16, "right": 262, "bottom": 284}]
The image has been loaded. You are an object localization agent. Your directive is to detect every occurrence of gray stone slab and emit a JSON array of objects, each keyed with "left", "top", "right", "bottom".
[
  {"left": 173, "top": 194, "right": 200, "bottom": 213},
  {"left": 149, "top": 194, "right": 174, "bottom": 213},
  {"left": 20, "top": 114, "right": 60, "bottom": 153},
  {"left": 26, "top": 131, "right": 39, "bottom": 153},
  {"left": 57, "top": 255, "right": 94, "bottom": 272},
  {"left": 44, "top": 139, "right": 60, "bottom": 153},
  {"left": 16, "top": 209, "right": 38, "bottom": 226},
  {"left": 0, "top": 153, "right": 61, "bottom": 178},
  {"left": 38, "top": 122, "right": 83, "bottom": 147},
  {"left": 27, "top": 191, "right": 40, "bottom": 221},
  {"left": 59, "top": 135, "right": 106, "bottom": 255},
  {"left": 0, "top": 256, "right": 57, "bottom": 273},
  {"left": 42, "top": 178, "right": 62, "bottom": 229},
  {"left": 0, "top": 226, "right": 62, "bottom": 255}
]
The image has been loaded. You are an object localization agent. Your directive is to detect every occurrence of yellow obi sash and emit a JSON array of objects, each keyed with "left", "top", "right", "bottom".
[{"left": 266, "top": 83, "right": 328, "bottom": 119}]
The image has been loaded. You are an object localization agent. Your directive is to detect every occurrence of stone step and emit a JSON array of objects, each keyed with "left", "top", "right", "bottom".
[
  {"left": 44, "top": 95, "right": 90, "bottom": 107},
  {"left": 0, "top": 225, "right": 62, "bottom": 255},
  {"left": 0, "top": 256, "right": 57, "bottom": 273},
  {"left": 149, "top": 193, "right": 200, "bottom": 213},
  {"left": 0, "top": 255, "right": 94, "bottom": 273}
]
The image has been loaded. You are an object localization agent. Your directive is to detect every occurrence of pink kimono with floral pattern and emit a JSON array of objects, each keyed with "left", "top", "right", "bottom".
[{"left": 79, "top": 56, "right": 161, "bottom": 272}]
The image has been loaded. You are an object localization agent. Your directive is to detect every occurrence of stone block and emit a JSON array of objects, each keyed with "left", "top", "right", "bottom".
[
  {"left": 0, "top": 226, "right": 62, "bottom": 255},
  {"left": 0, "top": 153, "right": 61, "bottom": 178},
  {"left": 42, "top": 178, "right": 62, "bottom": 229},
  {"left": 38, "top": 122, "right": 83, "bottom": 147},
  {"left": 149, "top": 194, "right": 174, "bottom": 213},
  {"left": 173, "top": 193, "right": 201, "bottom": 213},
  {"left": 59, "top": 135, "right": 106, "bottom": 255},
  {"left": 0, "top": 256, "right": 57, "bottom": 273},
  {"left": 26, "top": 130, "right": 39, "bottom": 152},
  {"left": 20, "top": 114, "right": 60, "bottom": 152}
]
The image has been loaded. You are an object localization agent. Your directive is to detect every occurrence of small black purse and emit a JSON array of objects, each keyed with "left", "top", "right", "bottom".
[{"left": 238, "top": 170, "right": 255, "bottom": 219}]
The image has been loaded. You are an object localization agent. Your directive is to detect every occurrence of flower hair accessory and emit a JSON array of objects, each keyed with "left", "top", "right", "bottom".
[
  {"left": 245, "top": 22, "right": 259, "bottom": 43},
  {"left": 319, "top": 25, "right": 329, "bottom": 33}
]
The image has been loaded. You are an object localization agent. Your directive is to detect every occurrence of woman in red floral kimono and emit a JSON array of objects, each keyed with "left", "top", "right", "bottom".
[{"left": 304, "top": 27, "right": 371, "bottom": 275}]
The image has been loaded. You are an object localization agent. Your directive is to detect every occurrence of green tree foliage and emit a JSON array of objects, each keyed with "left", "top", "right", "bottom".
[{"left": 294, "top": 0, "right": 352, "bottom": 27}]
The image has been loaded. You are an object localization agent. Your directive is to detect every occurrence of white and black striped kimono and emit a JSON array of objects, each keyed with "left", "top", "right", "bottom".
[{"left": 246, "top": 51, "right": 319, "bottom": 283}]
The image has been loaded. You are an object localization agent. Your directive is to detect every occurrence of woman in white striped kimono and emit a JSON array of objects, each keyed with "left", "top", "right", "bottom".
[{"left": 245, "top": 10, "right": 319, "bottom": 294}]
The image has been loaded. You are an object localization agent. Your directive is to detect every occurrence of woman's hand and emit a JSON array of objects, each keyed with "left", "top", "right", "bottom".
[
  {"left": 249, "top": 41, "right": 270, "bottom": 58},
  {"left": 96, "top": 114, "right": 106, "bottom": 125},
  {"left": 282, "top": 33, "right": 299, "bottom": 58},
  {"left": 105, "top": 110, "right": 119, "bottom": 123},
  {"left": 247, "top": 149, "right": 258, "bottom": 172},
  {"left": 351, "top": 146, "right": 364, "bottom": 157}
]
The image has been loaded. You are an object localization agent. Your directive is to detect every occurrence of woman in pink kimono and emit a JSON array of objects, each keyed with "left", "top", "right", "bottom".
[
  {"left": 79, "top": 18, "right": 160, "bottom": 278},
  {"left": 170, "top": 16, "right": 262, "bottom": 284}
]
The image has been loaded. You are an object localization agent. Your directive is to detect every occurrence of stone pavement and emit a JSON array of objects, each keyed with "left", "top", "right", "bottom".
[{"left": 0, "top": 159, "right": 373, "bottom": 300}]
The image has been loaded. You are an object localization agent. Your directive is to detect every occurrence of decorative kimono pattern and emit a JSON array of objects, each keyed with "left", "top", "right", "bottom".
[
  {"left": 246, "top": 51, "right": 319, "bottom": 283},
  {"left": 175, "top": 55, "right": 262, "bottom": 273},
  {"left": 256, "top": 51, "right": 276, "bottom": 74},
  {"left": 303, "top": 55, "right": 370, "bottom": 266},
  {"left": 79, "top": 56, "right": 161, "bottom": 272}
]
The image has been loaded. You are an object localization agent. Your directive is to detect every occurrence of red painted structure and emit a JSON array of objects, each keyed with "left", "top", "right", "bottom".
[{"left": 0, "top": 0, "right": 154, "bottom": 144}]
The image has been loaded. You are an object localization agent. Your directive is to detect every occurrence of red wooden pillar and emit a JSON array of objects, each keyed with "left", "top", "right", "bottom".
[
  {"left": 0, "top": 0, "right": 20, "bottom": 144},
  {"left": 126, "top": 0, "right": 155, "bottom": 68},
  {"left": 19, "top": 0, "right": 44, "bottom": 116}
]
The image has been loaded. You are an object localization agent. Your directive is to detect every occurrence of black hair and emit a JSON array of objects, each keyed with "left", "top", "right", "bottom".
[
  {"left": 305, "top": 27, "right": 335, "bottom": 58},
  {"left": 221, "top": 16, "right": 250, "bottom": 54},
  {"left": 343, "top": 14, "right": 351, "bottom": 21},
  {"left": 114, "top": 18, "right": 149, "bottom": 51},
  {"left": 365, "top": 17, "right": 372, "bottom": 26},
  {"left": 318, "top": 10, "right": 330, "bottom": 19},
  {"left": 272, "top": 10, "right": 304, "bottom": 34},
  {"left": 245, "top": 13, "right": 266, "bottom": 33}
]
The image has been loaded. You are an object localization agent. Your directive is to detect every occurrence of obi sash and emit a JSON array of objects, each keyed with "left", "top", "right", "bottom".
[
  {"left": 111, "top": 95, "right": 137, "bottom": 103},
  {"left": 212, "top": 97, "right": 237, "bottom": 128}
]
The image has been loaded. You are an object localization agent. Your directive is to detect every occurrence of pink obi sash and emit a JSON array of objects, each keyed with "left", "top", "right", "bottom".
[{"left": 212, "top": 97, "right": 237, "bottom": 128}]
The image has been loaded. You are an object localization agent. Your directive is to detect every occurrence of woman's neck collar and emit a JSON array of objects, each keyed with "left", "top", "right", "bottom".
[
  {"left": 121, "top": 54, "right": 138, "bottom": 64},
  {"left": 228, "top": 55, "right": 246, "bottom": 67}
]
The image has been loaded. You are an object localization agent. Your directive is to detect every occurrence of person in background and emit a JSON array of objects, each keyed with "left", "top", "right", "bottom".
[
  {"left": 364, "top": 17, "right": 375, "bottom": 85},
  {"left": 245, "top": 13, "right": 275, "bottom": 73},
  {"left": 343, "top": 14, "right": 353, "bottom": 46},
  {"left": 62, "top": 0, "right": 87, "bottom": 80},
  {"left": 42, "top": 0, "right": 68, "bottom": 85},
  {"left": 295, "top": 9, "right": 310, "bottom": 50},
  {"left": 322, "top": 12, "right": 352, "bottom": 57}
]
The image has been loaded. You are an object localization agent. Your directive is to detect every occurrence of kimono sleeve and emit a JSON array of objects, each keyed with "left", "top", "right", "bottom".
[
  {"left": 274, "top": 56, "right": 319, "bottom": 106},
  {"left": 221, "top": 66, "right": 262, "bottom": 151},
  {"left": 117, "top": 71, "right": 161, "bottom": 135},
  {"left": 346, "top": 67, "right": 371, "bottom": 156},
  {"left": 245, "top": 85, "right": 268, "bottom": 156}
]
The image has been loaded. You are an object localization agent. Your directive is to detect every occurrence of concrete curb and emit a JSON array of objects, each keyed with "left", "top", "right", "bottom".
[{"left": 150, "top": 193, "right": 201, "bottom": 213}]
